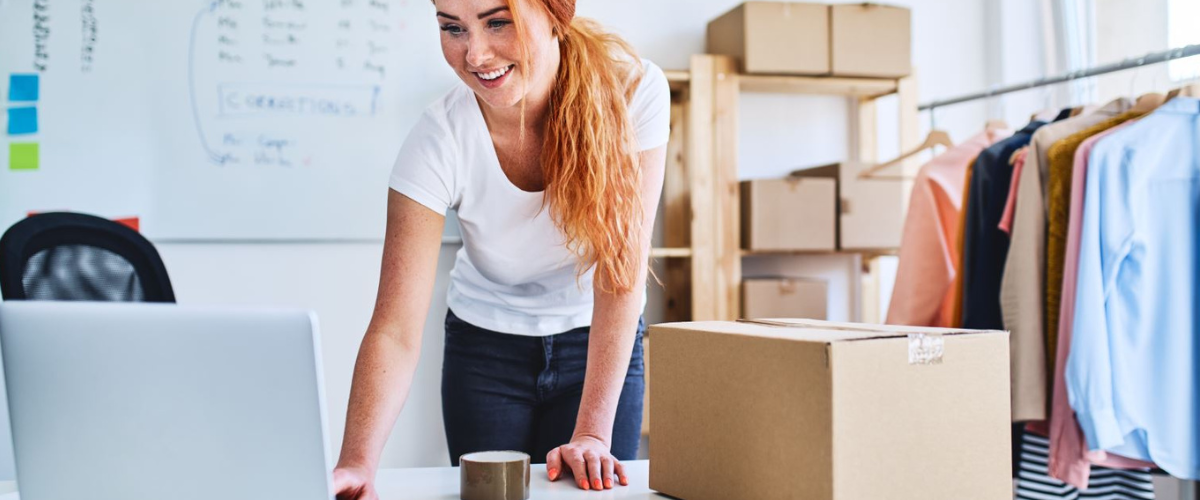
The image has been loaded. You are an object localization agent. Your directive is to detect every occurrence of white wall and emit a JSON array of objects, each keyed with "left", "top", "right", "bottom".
[
  {"left": 141, "top": 0, "right": 1006, "bottom": 470},
  {"left": 0, "top": 0, "right": 1034, "bottom": 474}
]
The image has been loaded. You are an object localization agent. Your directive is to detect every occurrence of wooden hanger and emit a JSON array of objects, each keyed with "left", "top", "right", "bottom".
[
  {"left": 1166, "top": 82, "right": 1200, "bottom": 100},
  {"left": 1132, "top": 92, "right": 1166, "bottom": 113},
  {"left": 1029, "top": 108, "right": 1060, "bottom": 122},
  {"left": 858, "top": 130, "right": 953, "bottom": 180}
]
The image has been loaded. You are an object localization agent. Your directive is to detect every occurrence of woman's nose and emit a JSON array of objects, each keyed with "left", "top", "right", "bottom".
[{"left": 465, "top": 33, "right": 493, "bottom": 69}]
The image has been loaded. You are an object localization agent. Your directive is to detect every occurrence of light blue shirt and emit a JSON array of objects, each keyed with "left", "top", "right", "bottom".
[{"left": 1067, "top": 97, "right": 1200, "bottom": 481}]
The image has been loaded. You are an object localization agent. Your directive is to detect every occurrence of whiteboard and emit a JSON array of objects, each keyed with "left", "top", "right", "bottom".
[{"left": 0, "top": 0, "right": 459, "bottom": 240}]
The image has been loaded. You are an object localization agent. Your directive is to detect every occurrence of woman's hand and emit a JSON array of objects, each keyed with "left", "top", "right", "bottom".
[
  {"left": 545, "top": 435, "right": 629, "bottom": 491},
  {"left": 333, "top": 465, "right": 379, "bottom": 500}
]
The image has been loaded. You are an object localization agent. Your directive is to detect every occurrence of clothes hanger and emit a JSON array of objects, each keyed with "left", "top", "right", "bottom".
[
  {"left": 1029, "top": 85, "right": 1059, "bottom": 122},
  {"left": 858, "top": 130, "right": 954, "bottom": 180},
  {"left": 983, "top": 93, "right": 1009, "bottom": 132},
  {"left": 1166, "top": 82, "right": 1200, "bottom": 99},
  {"left": 985, "top": 119, "right": 1010, "bottom": 131},
  {"left": 1132, "top": 92, "right": 1166, "bottom": 113}
]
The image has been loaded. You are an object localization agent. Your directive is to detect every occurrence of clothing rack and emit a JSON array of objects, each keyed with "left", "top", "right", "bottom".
[{"left": 919, "top": 44, "right": 1200, "bottom": 112}]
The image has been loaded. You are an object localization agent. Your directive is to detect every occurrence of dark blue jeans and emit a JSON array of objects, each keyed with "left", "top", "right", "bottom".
[{"left": 441, "top": 309, "right": 645, "bottom": 466}]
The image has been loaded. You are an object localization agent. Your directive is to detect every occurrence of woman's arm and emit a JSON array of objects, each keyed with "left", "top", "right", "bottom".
[
  {"left": 547, "top": 144, "right": 668, "bottom": 491},
  {"left": 334, "top": 190, "right": 446, "bottom": 498}
]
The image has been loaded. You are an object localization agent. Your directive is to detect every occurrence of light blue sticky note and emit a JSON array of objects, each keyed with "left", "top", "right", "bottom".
[
  {"left": 7, "top": 106, "right": 37, "bottom": 135},
  {"left": 8, "top": 74, "right": 39, "bottom": 102}
]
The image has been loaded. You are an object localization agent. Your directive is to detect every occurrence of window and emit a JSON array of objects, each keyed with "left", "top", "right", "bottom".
[{"left": 1168, "top": 0, "right": 1200, "bottom": 81}]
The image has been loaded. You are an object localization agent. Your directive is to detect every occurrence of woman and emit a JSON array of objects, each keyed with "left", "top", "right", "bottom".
[{"left": 332, "top": 0, "right": 670, "bottom": 497}]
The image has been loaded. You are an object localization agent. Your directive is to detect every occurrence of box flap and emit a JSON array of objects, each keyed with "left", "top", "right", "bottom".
[{"left": 651, "top": 319, "right": 1002, "bottom": 345}]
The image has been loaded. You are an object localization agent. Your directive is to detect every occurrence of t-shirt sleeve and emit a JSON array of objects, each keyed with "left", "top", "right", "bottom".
[
  {"left": 388, "top": 109, "right": 458, "bottom": 214},
  {"left": 630, "top": 60, "right": 671, "bottom": 151}
]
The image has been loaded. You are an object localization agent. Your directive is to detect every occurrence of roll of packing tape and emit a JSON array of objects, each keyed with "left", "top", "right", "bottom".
[{"left": 460, "top": 451, "right": 530, "bottom": 500}]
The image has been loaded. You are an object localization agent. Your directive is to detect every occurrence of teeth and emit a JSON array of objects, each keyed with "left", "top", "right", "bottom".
[{"left": 478, "top": 65, "right": 511, "bottom": 81}]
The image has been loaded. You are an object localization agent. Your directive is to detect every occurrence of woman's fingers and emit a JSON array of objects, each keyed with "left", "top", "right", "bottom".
[
  {"left": 546, "top": 447, "right": 563, "bottom": 481},
  {"left": 601, "top": 456, "right": 615, "bottom": 489},
  {"left": 615, "top": 459, "right": 628, "bottom": 486},
  {"left": 584, "top": 451, "right": 603, "bottom": 491},
  {"left": 565, "top": 448, "right": 590, "bottom": 490}
]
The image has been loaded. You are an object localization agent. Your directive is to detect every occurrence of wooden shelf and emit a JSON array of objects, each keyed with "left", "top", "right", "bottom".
[
  {"left": 741, "top": 248, "right": 898, "bottom": 257},
  {"left": 659, "top": 54, "right": 917, "bottom": 322},
  {"left": 651, "top": 247, "right": 692, "bottom": 258},
  {"left": 738, "top": 74, "right": 899, "bottom": 97},
  {"left": 663, "top": 69, "right": 691, "bottom": 84},
  {"left": 663, "top": 68, "right": 899, "bottom": 98}
]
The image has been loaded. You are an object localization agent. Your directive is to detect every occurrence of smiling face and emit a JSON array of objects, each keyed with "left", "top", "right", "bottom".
[{"left": 434, "top": 0, "right": 561, "bottom": 111}]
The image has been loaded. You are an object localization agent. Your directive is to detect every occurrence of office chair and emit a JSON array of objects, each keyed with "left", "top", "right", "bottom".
[{"left": 0, "top": 212, "right": 175, "bottom": 302}]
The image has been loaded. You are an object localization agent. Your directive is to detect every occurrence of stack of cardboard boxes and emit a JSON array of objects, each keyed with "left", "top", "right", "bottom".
[
  {"left": 721, "top": 2, "right": 912, "bottom": 320},
  {"left": 646, "top": 5, "right": 1013, "bottom": 499},
  {"left": 707, "top": 2, "right": 912, "bottom": 78}
]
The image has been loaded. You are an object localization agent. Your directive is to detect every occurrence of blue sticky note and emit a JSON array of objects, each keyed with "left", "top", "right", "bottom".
[
  {"left": 7, "top": 107, "right": 37, "bottom": 135},
  {"left": 8, "top": 74, "right": 39, "bottom": 102}
]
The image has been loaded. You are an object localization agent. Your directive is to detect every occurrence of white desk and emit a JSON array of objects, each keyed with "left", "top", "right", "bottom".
[{"left": 0, "top": 460, "right": 669, "bottom": 499}]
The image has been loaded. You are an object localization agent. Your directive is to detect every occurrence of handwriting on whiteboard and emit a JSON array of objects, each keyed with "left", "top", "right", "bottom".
[{"left": 189, "top": 0, "right": 397, "bottom": 166}]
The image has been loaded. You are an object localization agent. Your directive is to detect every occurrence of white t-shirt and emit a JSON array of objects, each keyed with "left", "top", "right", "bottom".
[{"left": 388, "top": 59, "right": 671, "bottom": 336}]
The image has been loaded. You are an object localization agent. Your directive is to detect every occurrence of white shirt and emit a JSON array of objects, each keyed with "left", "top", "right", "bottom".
[{"left": 388, "top": 59, "right": 671, "bottom": 335}]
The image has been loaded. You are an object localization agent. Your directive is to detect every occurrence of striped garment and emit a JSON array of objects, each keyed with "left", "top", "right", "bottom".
[{"left": 1016, "top": 431, "right": 1155, "bottom": 499}]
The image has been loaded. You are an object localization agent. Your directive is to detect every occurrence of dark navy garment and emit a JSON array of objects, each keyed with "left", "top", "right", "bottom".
[
  {"left": 960, "top": 120, "right": 1048, "bottom": 330},
  {"left": 440, "top": 309, "right": 645, "bottom": 466}
]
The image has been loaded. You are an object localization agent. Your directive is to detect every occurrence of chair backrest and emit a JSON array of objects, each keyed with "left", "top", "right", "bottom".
[{"left": 0, "top": 212, "right": 175, "bottom": 302}]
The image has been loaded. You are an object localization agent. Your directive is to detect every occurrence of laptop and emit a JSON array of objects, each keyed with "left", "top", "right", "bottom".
[{"left": 0, "top": 301, "right": 334, "bottom": 500}]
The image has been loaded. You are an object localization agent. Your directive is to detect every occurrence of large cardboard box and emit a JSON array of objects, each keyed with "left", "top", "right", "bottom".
[
  {"left": 707, "top": 2, "right": 830, "bottom": 75},
  {"left": 740, "top": 177, "right": 836, "bottom": 251},
  {"left": 790, "top": 162, "right": 905, "bottom": 250},
  {"left": 742, "top": 278, "right": 828, "bottom": 319},
  {"left": 830, "top": 3, "right": 912, "bottom": 78},
  {"left": 649, "top": 319, "right": 1011, "bottom": 500}
]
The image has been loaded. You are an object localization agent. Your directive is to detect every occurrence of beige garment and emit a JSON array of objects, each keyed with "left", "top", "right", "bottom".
[{"left": 998, "top": 98, "right": 1131, "bottom": 422}]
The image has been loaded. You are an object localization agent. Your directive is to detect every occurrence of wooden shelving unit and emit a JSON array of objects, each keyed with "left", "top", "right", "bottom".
[{"left": 657, "top": 54, "right": 920, "bottom": 323}]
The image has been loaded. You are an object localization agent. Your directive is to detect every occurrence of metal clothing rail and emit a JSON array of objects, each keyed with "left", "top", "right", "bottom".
[{"left": 919, "top": 44, "right": 1200, "bottom": 111}]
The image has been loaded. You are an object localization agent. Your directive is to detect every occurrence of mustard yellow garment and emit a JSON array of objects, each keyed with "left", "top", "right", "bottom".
[
  {"left": 1043, "top": 109, "right": 1148, "bottom": 379},
  {"left": 950, "top": 155, "right": 979, "bottom": 328}
]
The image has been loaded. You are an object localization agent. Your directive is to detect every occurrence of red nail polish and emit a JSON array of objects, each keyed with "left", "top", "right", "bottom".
[
  {"left": 580, "top": 479, "right": 589, "bottom": 490},
  {"left": 604, "top": 478, "right": 613, "bottom": 489},
  {"left": 548, "top": 468, "right": 558, "bottom": 480},
  {"left": 593, "top": 478, "right": 602, "bottom": 490}
]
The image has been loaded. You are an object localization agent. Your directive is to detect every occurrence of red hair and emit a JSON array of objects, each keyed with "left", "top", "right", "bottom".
[{"left": 508, "top": 0, "right": 646, "bottom": 294}]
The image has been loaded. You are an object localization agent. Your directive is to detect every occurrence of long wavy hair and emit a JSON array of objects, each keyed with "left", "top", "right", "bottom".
[{"left": 507, "top": 0, "right": 646, "bottom": 294}]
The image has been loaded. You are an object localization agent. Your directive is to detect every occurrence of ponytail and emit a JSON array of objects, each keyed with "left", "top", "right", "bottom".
[{"left": 510, "top": 0, "right": 646, "bottom": 294}]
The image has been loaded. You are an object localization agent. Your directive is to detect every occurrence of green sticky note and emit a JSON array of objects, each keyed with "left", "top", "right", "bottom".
[{"left": 9, "top": 142, "right": 39, "bottom": 171}]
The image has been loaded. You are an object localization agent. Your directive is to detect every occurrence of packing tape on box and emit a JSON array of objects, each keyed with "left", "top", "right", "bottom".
[
  {"left": 738, "top": 319, "right": 946, "bottom": 365},
  {"left": 460, "top": 451, "right": 530, "bottom": 500},
  {"left": 906, "top": 333, "right": 944, "bottom": 365}
]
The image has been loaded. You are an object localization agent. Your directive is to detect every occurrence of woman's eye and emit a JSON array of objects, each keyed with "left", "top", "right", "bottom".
[
  {"left": 440, "top": 24, "right": 464, "bottom": 36},
  {"left": 487, "top": 19, "right": 511, "bottom": 30}
]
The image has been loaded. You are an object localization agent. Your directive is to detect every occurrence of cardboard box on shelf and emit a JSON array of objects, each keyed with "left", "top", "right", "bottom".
[
  {"left": 740, "top": 177, "right": 837, "bottom": 252},
  {"left": 649, "top": 319, "right": 1011, "bottom": 500},
  {"left": 830, "top": 3, "right": 912, "bottom": 78},
  {"left": 742, "top": 278, "right": 828, "bottom": 320},
  {"left": 789, "top": 162, "right": 905, "bottom": 250},
  {"left": 707, "top": 2, "right": 830, "bottom": 75}
]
